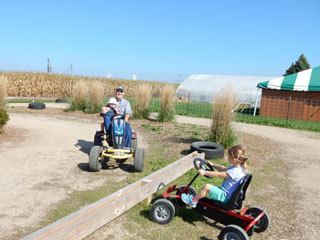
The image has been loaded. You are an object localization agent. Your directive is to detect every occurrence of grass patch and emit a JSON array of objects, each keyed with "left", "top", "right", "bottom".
[
  {"left": 6, "top": 99, "right": 57, "bottom": 103},
  {"left": 141, "top": 123, "right": 162, "bottom": 132}
]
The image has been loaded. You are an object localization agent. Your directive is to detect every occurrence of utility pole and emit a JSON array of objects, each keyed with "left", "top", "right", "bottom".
[
  {"left": 47, "top": 58, "right": 52, "bottom": 73},
  {"left": 70, "top": 63, "right": 73, "bottom": 75}
]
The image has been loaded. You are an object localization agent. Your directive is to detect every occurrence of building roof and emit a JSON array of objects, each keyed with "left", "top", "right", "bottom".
[{"left": 258, "top": 66, "right": 320, "bottom": 91}]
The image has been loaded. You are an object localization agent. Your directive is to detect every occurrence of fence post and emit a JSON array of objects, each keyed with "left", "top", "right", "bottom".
[
  {"left": 187, "top": 91, "right": 190, "bottom": 114},
  {"left": 286, "top": 96, "right": 291, "bottom": 124},
  {"left": 253, "top": 88, "right": 259, "bottom": 116}
]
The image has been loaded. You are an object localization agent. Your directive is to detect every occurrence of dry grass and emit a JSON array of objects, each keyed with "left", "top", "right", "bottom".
[
  {"left": 0, "top": 75, "right": 8, "bottom": 106},
  {"left": 1, "top": 71, "right": 178, "bottom": 98},
  {"left": 157, "top": 85, "right": 175, "bottom": 122},
  {"left": 88, "top": 81, "right": 103, "bottom": 113},
  {"left": 134, "top": 84, "right": 152, "bottom": 119},
  {"left": 209, "top": 84, "right": 238, "bottom": 147},
  {"left": 71, "top": 80, "right": 88, "bottom": 111}
]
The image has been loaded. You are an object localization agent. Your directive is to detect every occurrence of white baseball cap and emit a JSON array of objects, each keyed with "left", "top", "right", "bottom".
[{"left": 107, "top": 97, "right": 118, "bottom": 105}]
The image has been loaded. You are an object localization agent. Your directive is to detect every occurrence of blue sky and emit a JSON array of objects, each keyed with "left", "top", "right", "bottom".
[{"left": 0, "top": 0, "right": 319, "bottom": 82}]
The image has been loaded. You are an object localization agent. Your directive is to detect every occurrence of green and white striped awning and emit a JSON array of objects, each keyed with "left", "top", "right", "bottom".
[{"left": 258, "top": 66, "right": 320, "bottom": 91}]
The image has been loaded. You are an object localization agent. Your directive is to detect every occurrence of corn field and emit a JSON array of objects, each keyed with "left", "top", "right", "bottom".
[{"left": 0, "top": 72, "right": 178, "bottom": 98}]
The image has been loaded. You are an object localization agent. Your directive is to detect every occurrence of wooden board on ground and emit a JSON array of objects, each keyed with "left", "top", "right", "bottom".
[{"left": 22, "top": 151, "right": 204, "bottom": 240}]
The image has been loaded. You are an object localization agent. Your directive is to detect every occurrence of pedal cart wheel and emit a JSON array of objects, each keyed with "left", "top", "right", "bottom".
[
  {"left": 150, "top": 199, "right": 175, "bottom": 225},
  {"left": 134, "top": 148, "right": 144, "bottom": 172},
  {"left": 219, "top": 224, "right": 249, "bottom": 240},
  {"left": 89, "top": 146, "right": 103, "bottom": 172},
  {"left": 245, "top": 207, "right": 270, "bottom": 233}
]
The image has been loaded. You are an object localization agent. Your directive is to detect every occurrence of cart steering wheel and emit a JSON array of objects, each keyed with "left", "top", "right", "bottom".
[{"left": 193, "top": 157, "right": 214, "bottom": 172}]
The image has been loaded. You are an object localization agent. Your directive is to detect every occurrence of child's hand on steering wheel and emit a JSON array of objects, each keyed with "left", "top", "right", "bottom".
[{"left": 198, "top": 169, "right": 206, "bottom": 176}]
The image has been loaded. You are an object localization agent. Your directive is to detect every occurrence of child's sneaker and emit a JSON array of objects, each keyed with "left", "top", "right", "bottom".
[{"left": 181, "top": 193, "right": 198, "bottom": 208}]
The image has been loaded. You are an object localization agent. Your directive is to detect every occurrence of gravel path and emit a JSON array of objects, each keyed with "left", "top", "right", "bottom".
[
  {"left": 0, "top": 112, "right": 145, "bottom": 239},
  {"left": 0, "top": 111, "right": 319, "bottom": 239}
]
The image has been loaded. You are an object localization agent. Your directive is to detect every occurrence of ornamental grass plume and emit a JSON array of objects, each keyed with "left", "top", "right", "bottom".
[
  {"left": 157, "top": 84, "right": 175, "bottom": 122},
  {"left": 0, "top": 75, "right": 8, "bottom": 106},
  {"left": 70, "top": 80, "right": 88, "bottom": 111},
  {"left": 88, "top": 81, "right": 103, "bottom": 113},
  {"left": 208, "top": 84, "right": 238, "bottom": 148},
  {"left": 133, "top": 84, "right": 152, "bottom": 119}
]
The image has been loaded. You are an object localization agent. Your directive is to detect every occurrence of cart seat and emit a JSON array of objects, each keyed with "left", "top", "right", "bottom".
[{"left": 199, "top": 174, "right": 252, "bottom": 210}]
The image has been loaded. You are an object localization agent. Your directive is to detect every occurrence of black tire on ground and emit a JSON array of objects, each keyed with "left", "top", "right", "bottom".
[
  {"left": 28, "top": 102, "right": 46, "bottom": 110},
  {"left": 89, "top": 146, "right": 103, "bottom": 172},
  {"left": 245, "top": 207, "right": 270, "bottom": 233},
  {"left": 176, "top": 185, "right": 197, "bottom": 207},
  {"left": 94, "top": 131, "right": 103, "bottom": 146},
  {"left": 219, "top": 224, "right": 249, "bottom": 240},
  {"left": 131, "top": 134, "right": 138, "bottom": 150},
  {"left": 55, "top": 98, "right": 68, "bottom": 103},
  {"left": 190, "top": 141, "right": 224, "bottom": 159},
  {"left": 134, "top": 148, "right": 144, "bottom": 172},
  {"left": 150, "top": 199, "right": 175, "bottom": 225}
]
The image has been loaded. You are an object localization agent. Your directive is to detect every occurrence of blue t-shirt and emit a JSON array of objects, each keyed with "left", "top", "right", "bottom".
[{"left": 221, "top": 166, "right": 246, "bottom": 199}]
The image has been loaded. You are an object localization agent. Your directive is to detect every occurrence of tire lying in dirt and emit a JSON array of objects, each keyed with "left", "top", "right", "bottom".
[
  {"left": 134, "top": 148, "right": 144, "bottom": 172},
  {"left": 55, "top": 98, "right": 68, "bottom": 103},
  {"left": 190, "top": 141, "right": 224, "bottom": 159},
  {"left": 28, "top": 102, "right": 46, "bottom": 110}
]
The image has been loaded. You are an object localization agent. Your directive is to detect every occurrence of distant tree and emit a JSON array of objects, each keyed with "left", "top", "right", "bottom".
[
  {"left": 284, "top": 63, "right": 296, "bottom": 76},
  {"left": 284, "top": 54, "right": 311, "bottom": 76},
  {"left": 295, "top": 54, "right": 311, "bottom": 72}
]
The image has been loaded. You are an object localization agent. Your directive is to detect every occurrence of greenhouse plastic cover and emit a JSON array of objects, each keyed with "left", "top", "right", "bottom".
[{"left": 175, "top": 74, "right": 278, "bottom": 104}]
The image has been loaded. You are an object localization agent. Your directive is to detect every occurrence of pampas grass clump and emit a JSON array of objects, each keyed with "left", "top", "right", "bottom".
[
  {"left": 0, "top": 75, "right": 8, "bottom": 106},
  {"left": 87, "top": 81, "right": 103, "bottom": 113},
  {"left": 208, "top": 84, "right": 237, "bottom": 148},
  {"left": 157, "top": 85, "right": 175, "bottom": 122},
  {"left": 134, "top": 84, "right": 152, "bottom": 119},
  {"left": 70, "top": 80, "right": 88, "bottom": 111}
]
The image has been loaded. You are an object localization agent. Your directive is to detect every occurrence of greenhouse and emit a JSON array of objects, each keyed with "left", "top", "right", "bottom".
[{"left": 175, "top": 74, "right": 277, "bottom": 105}]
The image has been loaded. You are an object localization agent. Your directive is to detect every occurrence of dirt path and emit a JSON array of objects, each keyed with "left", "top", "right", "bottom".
[
  {"left": 176, "top": 115, "right": 320, "bottom": 239},
  {"left": 0, "top": 112, "right": 147, "bottom": 239},
  {"left": 1, "top": 111, "right": 319, "bottom": 239}
]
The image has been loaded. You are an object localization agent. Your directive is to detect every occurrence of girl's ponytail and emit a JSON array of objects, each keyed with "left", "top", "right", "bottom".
[{"left": 228, "top": 145, "right": 249, "bottom": 174}]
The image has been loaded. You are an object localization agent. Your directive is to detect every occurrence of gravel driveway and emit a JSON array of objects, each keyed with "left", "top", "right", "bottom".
[
  {"left": 0, "top": 112, "right": 136, "bottom": 239},
  {"left": 1, "top": 112, "right": 319, "bottom": 239}
]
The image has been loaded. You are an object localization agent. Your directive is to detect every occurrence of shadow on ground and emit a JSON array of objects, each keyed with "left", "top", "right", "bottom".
[
  {"left": 140, "top": 196, "right": 222, "bottom": 236},
  {"left": 75, "top": 139, "right": 92, "bottom": 155},
  {"left": 77, "top": 158, "right": 136, "bottom": 173}
]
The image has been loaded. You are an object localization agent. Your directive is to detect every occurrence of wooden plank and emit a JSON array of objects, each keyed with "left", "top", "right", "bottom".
[
  {"left": 22, "top": 151, "right": 204, "bottom": 240},
  {"left": 141, "top": 179, "right": 153, "bottom": 205}
]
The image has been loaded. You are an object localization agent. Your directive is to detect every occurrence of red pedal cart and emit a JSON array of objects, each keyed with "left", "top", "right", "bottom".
[{"left": 150, "top": 158, "right": 270, "bottom": 240}]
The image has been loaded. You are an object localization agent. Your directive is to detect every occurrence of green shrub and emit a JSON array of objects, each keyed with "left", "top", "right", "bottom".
[{"left": 0, "top": 107, "right": 9, "bottom": 129}]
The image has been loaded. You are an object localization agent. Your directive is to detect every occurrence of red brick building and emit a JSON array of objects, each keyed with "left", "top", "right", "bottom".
[{"left": 258, "top": 67, "right": 320, "bottom": 122}]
